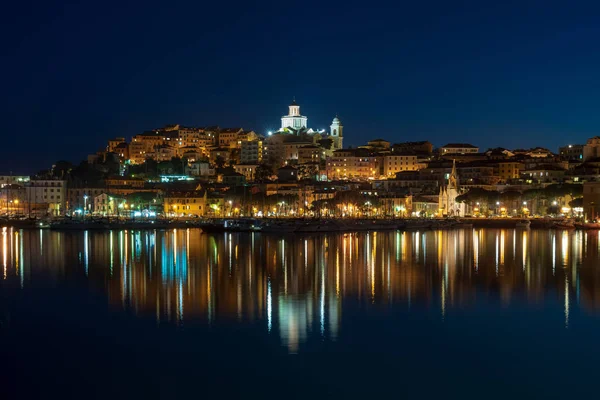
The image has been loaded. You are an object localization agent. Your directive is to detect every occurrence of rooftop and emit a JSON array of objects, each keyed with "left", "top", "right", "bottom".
[{"left": 441, "top": 143, "right": 478, "bottom": 148}]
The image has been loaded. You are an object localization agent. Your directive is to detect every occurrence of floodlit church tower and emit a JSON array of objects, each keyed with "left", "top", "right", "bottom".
[
  {"left": 330, "top": 115, "right": 343, "bottom": 150},
  {"left": 281, "top": 99, "right": 308, "bottom": 132},
  {"left": 439, "top": 160, "right": 465, "bottom": 216}
]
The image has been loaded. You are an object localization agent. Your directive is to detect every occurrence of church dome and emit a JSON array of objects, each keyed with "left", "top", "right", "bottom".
[
  {"left": 290, "top": 99, "right": 298, "bottom": 106},
  {"left": 332, "top": 116, "right": 340, "bottom": 123}
]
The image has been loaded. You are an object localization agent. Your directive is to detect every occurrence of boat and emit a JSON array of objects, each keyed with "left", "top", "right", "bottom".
[
  {"left": 403, "top": 220, "right": 433, "bottom": 231},
  {"left": 453, "top": 222, "right": 473, "bottom": 229},
  {"left": 260, "top": 220, "right": 298, "bottom": 233},
  {"left": 50, "top": 219, "right": 110, "bottom": 230},
  {"left": 223, "top": 218, "right": 262, "bottom": 232},
  {"left": 199, "top": 219, "right": 226, "bottom": 233},
  {"left": 574, "top": 222, "right": 600, "bottom": 230},
  {"left": 515, "top": 220, "right": 531, "bottom": 229},
  {"left": 552, "top": 220, "right": 576, "bottom": 230},
  {"left": 295, "top": 220, "right": 342, "bottom": 233}
]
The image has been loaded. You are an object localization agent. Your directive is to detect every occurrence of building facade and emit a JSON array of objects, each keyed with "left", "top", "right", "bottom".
[
  {"left": 326, "top": 149, "right": 378, "bottom": 180},
  {"left": 164, "top": 191, "right": 207, "bottom": 217},
  {"left": 240, "top": 140, "right": 263, "bottom": 164},
  {"left": 438, "top": 161, "right": 465, "bottom": 216},
  {"left": 26, "top": 180, "right": 67, "bottom": 216},
  {"left": 440, "top": 143, "right": 479, "bottom": 154},
  {"left": 281, "top": 100, "right": 308, "bottom": 131},
  {"left": 383, "top": 154, "right": 419, "bottom": 177}
]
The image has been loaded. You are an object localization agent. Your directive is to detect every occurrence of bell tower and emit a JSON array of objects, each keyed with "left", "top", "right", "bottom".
[{"left": 330, "top": 115, "right": 343, "bottom": 150}]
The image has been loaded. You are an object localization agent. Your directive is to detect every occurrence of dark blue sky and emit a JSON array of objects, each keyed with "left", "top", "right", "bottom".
[{"left": 2, "top": 0, "right": 600, "bottom": 173}]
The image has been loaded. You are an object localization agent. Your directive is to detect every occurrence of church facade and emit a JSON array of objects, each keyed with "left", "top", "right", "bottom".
[
  {"left": 276, "top": 99, "right": 343, "bottom": 151},
  {"left": 439, "top": 160, "right": 466, "bottom": 217}
]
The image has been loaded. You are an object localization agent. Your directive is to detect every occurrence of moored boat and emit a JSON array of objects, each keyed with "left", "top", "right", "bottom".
[
  {"left": 515, "top": 219, "right": 531, "bottom": 229},
  {"left": 295, "top": 220, "right": 341, "bottom": 233},
  {"left": 260, "top": 220, "right": 298, "bottom": 233},
  {"left": 199, "top": 220, "right": 226, "bottom": 233},
  {"left": 454, "top": 223, "right": 473, "bottom": 229},
  {"left": 574, "top": 222, "right": 600, "bottom": 230},
  {"left": 552, "top": 220, "right": 576, "bottom": 230},
  {"left": 50, "top": 220, "right": 110, "bottom": 230},
  {"left": 223, "top": 218, "right": 262, "bottom": 232}
]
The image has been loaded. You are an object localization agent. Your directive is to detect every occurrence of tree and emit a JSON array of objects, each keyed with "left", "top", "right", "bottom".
[
  {"left": 255, "top": 163, "right": 274, "bottom": 182},
  {"left": 455, "top": 188, "right": 499, "bottom": 207},
  {"left": 229, "top": 148, "right": 240, "bottom": 166},
  {"left": 215, "top": 155, "right": 226, "bottom": 169},
  {"left": 70, "top": 161, "right": 104, "bottom": 187},
  {"left": 500, "top": 190, "right": 521, "bottom": 203},
  {"left": 297, "top": 163, "right": 318, "bottom": 181},
  {"left": 52, "top": 160, "right": 74, "bottom": 178},
  {"left": 569, "top": 197, "right": 583, "bottom": 208}
]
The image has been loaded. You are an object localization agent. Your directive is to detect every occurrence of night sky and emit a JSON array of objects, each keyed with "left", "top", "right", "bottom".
[{"left": 3, "top": 0, "right": 600, "bottom": 173}]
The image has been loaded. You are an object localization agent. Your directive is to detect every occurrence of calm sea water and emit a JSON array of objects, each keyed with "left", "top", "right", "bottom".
[{"left": 1, "top": 227, "right": 599, "bottom": 399}]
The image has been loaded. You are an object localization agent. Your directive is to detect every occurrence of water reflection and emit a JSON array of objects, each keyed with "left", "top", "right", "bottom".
[{"left": 1, "top": 228, "right": 600, "bottom": 353}]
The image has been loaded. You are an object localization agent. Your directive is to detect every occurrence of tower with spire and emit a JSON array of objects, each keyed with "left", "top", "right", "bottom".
[
  {"left": 329, "top": 115, "right": 343, "bottom": 150},
  {"left": 439, "top": 160, "right": 465, "bottom": 216}
]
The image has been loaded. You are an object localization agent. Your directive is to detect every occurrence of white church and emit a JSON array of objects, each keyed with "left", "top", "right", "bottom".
[
  {"left": 275, "top": 99, "right": 344, "bottom": 150},
  {"left": 439, "top": 160, "right": 466, "bottom": 216}
]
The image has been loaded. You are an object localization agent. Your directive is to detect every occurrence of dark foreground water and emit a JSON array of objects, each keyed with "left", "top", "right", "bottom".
[{"left": 1, "top": 227, "right": 600, "bottom": 399}]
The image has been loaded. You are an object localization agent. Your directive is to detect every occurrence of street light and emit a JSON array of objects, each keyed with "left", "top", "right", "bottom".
[{"left": 83, "top": 195, "right": 88, "bottom": 219}]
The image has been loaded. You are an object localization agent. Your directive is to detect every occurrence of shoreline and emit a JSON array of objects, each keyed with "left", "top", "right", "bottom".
[{"left": 0, "top": 217, "right": 591, "bottom": 232}]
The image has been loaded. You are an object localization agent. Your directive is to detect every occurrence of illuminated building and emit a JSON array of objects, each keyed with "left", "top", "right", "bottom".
[
  {"left": 496, "top": 160, "right": 523, "bottom": 181},
  {"left": 364, "top": 138, "right": 390, "bottom": 151},
  {"left": 233, "top": 164, "right": 258, "bottom": 182},
  {"left": 284, "top": 140, "right": 313, "bottom": 161},
  {"left": 217, "top": 128, "right": 242, "bottom": 147},
  {"left": 440, "top": 143, "right": 479, "bottom": 154},
  {"left": 107, "top": 137, "right": 126, "bottom": 153},
  {"left": 329, "top": 116, "right": 343, "bottom": 150},
  {"left": 275, "top": 99, "right": 344, "bottom": 151},
  {"left": 153, "top": 144, "right": 177, "bottom": 162},
  {"left": 189, "top": 161, "right": 215, "bottom": 177},
  {"left": 583, "top": 182, "right": 600, "bottom": 220},
  {"left": 383, "top": 154, "right": 419, "bottom": 177},
  {"left": 240, "top": 140, "right": 263, "bottom": 164},
  {"left": 298, "top": 145, "right": 322, "bottom": 165},
  {"left": 559, "top": 144, "right": 584, "bottom": 161},
  {"left": 280, "top": 99, "right": 307, "bottom": 131},
  {"left": 0, "top": 175, "right": 30, "bottom": 187},
  {"left": 93, "top": 193, "right": 125, "bottom": 215},
  {"left": 67, "top": 188, "right": 105, "bottom": 212},
  {"left": 164, "top": 190, "right": 207, "bottom": 217},
  {"left": 583, "top": 136, "right": 600, "bottom": 161},
  {"left": 25, "top": 179, "right": 67, "bottom": 216},
  {"left": 326, "top": 148, "right": 378, "bottom": 180},
  {"left": 438, "top": 160, "right": 464, "bottom": 216}
]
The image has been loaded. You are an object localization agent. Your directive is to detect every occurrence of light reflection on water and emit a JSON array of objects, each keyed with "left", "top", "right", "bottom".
[{"left": 1, "top": 228, "right": 600, "bottom": 353}]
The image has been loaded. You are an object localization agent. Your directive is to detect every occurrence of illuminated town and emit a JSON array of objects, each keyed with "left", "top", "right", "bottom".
[{"left": 1, "top": 100, "right": 599, "bottom": 226}]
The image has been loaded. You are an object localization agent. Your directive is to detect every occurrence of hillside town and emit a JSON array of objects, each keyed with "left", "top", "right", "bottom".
[{"left": 2, "top": 100, "right": 600, "bottom": 222}]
